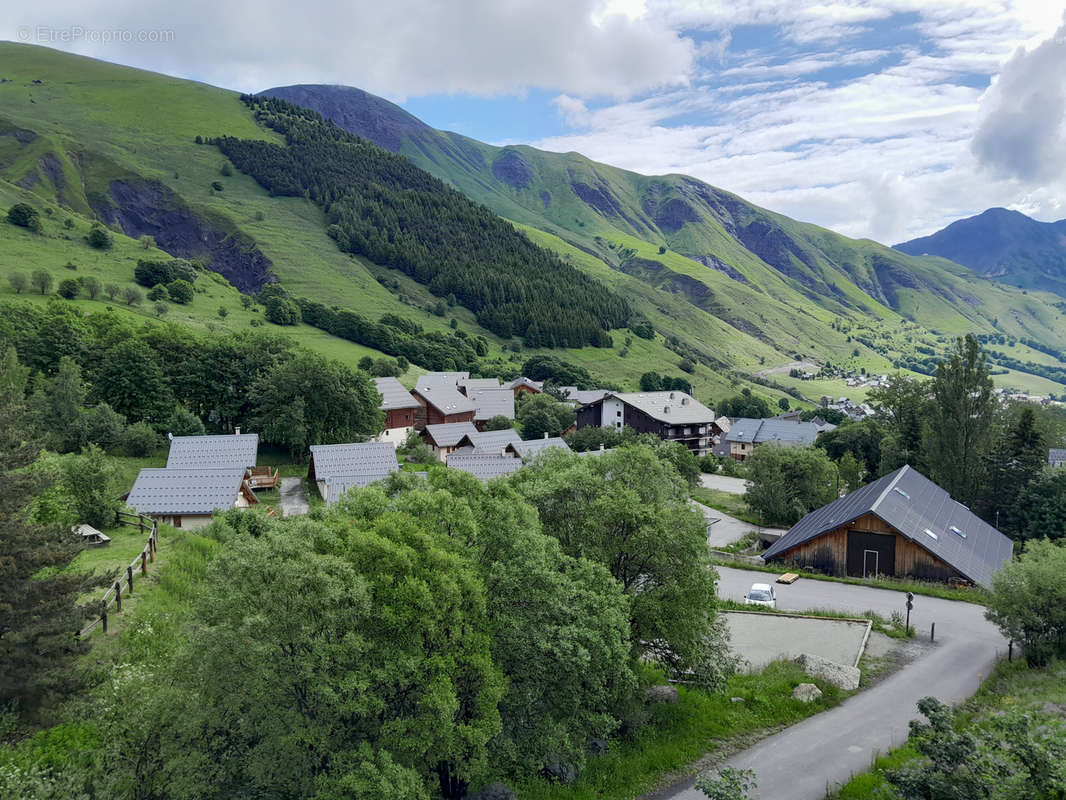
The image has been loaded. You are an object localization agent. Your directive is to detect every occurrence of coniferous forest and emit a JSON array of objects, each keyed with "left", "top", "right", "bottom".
[{"left": 212, "top": 96, "right": 631, "bottom": 348}]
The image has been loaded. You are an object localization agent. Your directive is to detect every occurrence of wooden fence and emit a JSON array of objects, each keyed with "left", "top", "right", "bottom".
[{"left": 78, "top": 512, "right": 159, "bottom": 638}]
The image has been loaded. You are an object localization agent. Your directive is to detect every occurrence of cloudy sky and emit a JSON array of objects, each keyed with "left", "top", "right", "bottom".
[{"left": 8, "top": 1, "right": 1066, "bottom": 241}]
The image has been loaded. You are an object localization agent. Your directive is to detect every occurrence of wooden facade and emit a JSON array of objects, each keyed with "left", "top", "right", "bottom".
[
  {"left": 770, "top": 513, "right": 962, "bottom": 582},
  {"left": 411, "top": 390, "right": 476, "bottom": 429}
]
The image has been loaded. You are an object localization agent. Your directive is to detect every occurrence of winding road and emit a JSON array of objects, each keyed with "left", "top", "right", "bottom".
[{"left": 660, "top": 567, "right": 1007, "bottom": 800}]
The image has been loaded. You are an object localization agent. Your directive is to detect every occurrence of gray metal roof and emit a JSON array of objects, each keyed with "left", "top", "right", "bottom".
[
  {"left": 373, "top": 377, "right": 419, "bottom": 410},
  {"left": 423, "top": 421, "right": 479, "bottom": 447},
  {"left": 510, "top": 377, "right": 543, "bottom": 391},
  {"left": 725, "top": 418, "right": 823, "bottom": 446},
  {"left": 413, "top": 382, "right": 475, "bottom": 415},
  {"left": 459, "top": 428, "right": 522, "bottom": 453},
  {"left": 559, "top": 387, "right": 610, "bottom": 405},
  {"left": 309, "top": 442, "right": 398, "bottom": 480},
  {"left": 128, "top": 468, "right": 250, "bottom": 515},
  {"left": 166, "top": 434, "right": 259, "bottom": 469},
  {"left": 323, "top": 469, "right": 397, "bottom": 505},
  {"left": 1049, "top": 448, "right": 1066, "bottom": 466},
  {"left": 446, "top": 453, "right": 523, "bottom": 481},
  {"left": 416, "top": 371, "right": 469, "bottom": 388},
  {"left": 609, "top": 391, "right": 716, "bottom": 425},
  {"left": 459, "top": 377, "right": 502, "bottom": 392},
  {"left": 509, "top": 437, "right": 571, "bottom": 459},
  {"left": 762, "top": 465, "right": 1014, "bottom": 588},
  {"left": 470, "top": 388, "right": 515, "bottom": 420}
]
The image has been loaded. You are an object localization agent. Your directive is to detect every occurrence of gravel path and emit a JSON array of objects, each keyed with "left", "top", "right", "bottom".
[
  {"left": 699, "top": 474, "right": 750, "bottom": 495},
  {"left": 279, "top": 477, "right": 309, "bottom": 517}
]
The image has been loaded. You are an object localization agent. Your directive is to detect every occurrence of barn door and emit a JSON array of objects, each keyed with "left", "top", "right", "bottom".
[{"left": 847, "top": 531, "right": 895, "bottom": 578}]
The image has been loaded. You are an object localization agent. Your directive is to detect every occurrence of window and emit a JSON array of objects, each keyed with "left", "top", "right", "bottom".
[
  {"left": 616, "top": 410, "right": 622, "bottom": 417},
  {"left": 923, "top": 528, "right": 938, "bottom": 541},
  {"left": 893, "top": 488, "right": 910, "bottom": 500},
  {"left": 949, "top": 525, "right": 966, "bottom": 538}
]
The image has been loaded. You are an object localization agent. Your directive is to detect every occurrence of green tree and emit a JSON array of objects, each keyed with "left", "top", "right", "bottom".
[
  {"left": 123, "top": 421, "right": 161, "bottom": 456},
  {"left": 166, "top": 279, "right": 194, "bottom": 304},
  {"left": 777, "top": 397, "right": 790, "bottom": 411},
  {"left": 0, "top": 347, "right": 104, "bottom": 719},
  {"left": 745, "top": 444, "right": 839, "bottom": 526},
  {"left": 8, "top": 271, "right": 28, "bottom": 294},
  {"left": 80, "top": 275, "right": 101, "bottom": 300},
  {"left": 925, "top": 335, "right": 995, "bottom": 506},
  {"left": 82, "top": 403, "right": 128, "bottom": 453},
  {"left": 86, "top": 225, "right": 112, "bottom": 249},
  {"left": 154, "top": 301, "right": 169, "bottom": 317},
  {"left": 92, "top": 339, "right": 172, "bottom": 424},
  {"left": 985, "top": 539, "right": 1066, "bottom": 667},
  {"left": 104, "top": 283, "right": 120, "bottom": 301},
  {"left": 250, "top": 351, "right": 383, "bottom": 458},
  {"left": 977, "top": 407, "right": 1047, "bottom": 534},
  {"left": 60, "top": 444, "right": 121, "bottom": 529},
  {"left": 1013, "top": 469, "right": 1066, "bottom": 542},
  {"left": 482, "top": 415, "right": 513, "bottom": 431},
  {"left": 717, "top": 389, "right": 773, "bottom": 418},
  {"left": 28, "top": 356, "right": 89, "bottom": 453},
  {"left": 640, "top": 372, "right": 663, "bottom": 391},
  {"left": 173, "top": 513, "right": 501, "bottom": 799},
  {"left": 868, "top": 374, "right": 929, "bottom": 473},
  {"left": 264, "top": 295, "right": 301, "bottom": 325},
  {"left": 816, "top": 418, "right": 884, "bottom": 477},
  {"left": 515, "top": 392, "right": 575, "bottom": 440},
  {"left": 7, "top": 202, "right": 41, "bottom": 231},
  {"left": 122, "top": 286, "right": 142, "bottom": 306},
  {"left": 57, "top": 278, "right": 80, "bottom": 299},
  {"left": 510, "top": 445, "right": 724, "bottom": 680},
  {"left": 167, "top": 404, "right": 206, "bottom": 437},
  {"left": 30, "top": 269, "right": 53, "bottom": 295},
  {"left": 147, "top": 283, "right": 168, "bottom": 301},
  {"left": 565, "top": 425, "right": 629, "bottom": 452}
]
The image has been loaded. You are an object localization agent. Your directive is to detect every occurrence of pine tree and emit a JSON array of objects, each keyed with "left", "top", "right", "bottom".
[{"left": 0, "top": 347, "right": 106, "bottom": 720}]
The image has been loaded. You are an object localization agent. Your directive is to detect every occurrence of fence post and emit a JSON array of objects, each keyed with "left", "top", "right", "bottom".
[
  {"left": 148, "top": 538, "right": 154, "bottom": 563},
  {"left": 115, "top": 582, "right": 122, "bottom": 613},
  {"left": 101, "top": 610, "right": 107, "bottom": 634},
  {"left": 141, "top": 550, "right": 148, "bottom": 576},
  {"left": 127, "top": 565, "right": 134, "bottom": 595}
]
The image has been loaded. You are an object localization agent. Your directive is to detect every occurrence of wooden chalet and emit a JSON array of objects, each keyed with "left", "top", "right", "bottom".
[
  {"left": 373, "top": 376, "right": 420, "bottom": 447},
  {"left": 576, "top": 391, "right": 718, "bottom": 455},
  {"left": 127, "top": 467, "right": 257, "bottom": 529},
  {"left": 412, "top": 375, "right": 476, "bottom": 428},
  {"left": 762, "top": 466, "right": 1014, "bottom": 588}
]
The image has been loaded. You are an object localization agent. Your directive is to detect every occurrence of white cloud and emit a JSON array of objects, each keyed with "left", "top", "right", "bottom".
[
  {"left": 552, "top": 95, "right": 592, "bottom": 127},
  {"left": 972, "top": 17, "right": 1066, "bottom": 184},
  {"left": 7, "top": 0, "right": 695, "bottom": 98}
]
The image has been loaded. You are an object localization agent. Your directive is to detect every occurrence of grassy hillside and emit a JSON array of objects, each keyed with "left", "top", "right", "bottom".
[
  {"left": 262, "top": 84, "right": 1066, "bottom": 397},
  {"left": 2, "top": 44, "right": 1065, "bottom": 406}
]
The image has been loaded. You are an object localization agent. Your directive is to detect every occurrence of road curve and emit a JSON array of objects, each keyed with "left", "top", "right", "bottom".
[{"left": 662, "top": 567, "right": 1006, "bottom": 800}]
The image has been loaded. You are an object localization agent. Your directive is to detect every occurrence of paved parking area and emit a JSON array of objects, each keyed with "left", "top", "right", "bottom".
[
  {"left": 722, "top": 610, "right": 870, "bottom": 670},
  {"left": 699, "top": 474, "right": 749, "bottom": 494}
]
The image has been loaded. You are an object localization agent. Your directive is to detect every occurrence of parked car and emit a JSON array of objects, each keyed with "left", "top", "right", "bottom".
[{"left": 744, "top": 582, "right": 776, "bottom": 608}]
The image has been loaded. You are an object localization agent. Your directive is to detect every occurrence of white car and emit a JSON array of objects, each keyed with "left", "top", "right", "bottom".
[{"left": 744, "top": 583, "right": 777, "bottom": 608}]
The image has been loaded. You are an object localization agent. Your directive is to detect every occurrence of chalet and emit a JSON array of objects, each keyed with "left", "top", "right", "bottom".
[
  {"left": 725, "top": 418, "right": 829, "bottom": 461},
  {"left": 373, "top": 377, "right": 420, "bottom": 447},
  {"left": 127, "top": 467, "right": 257, "bottom": 529},
  {"left": 1049, "top": 448, "right": 1066, "bottom": 468},
  {"left": 412, "top": 376, "right": 476, "bottom": 428},
  {"left": 509, "top": 377, "right": 543, "bottom": 397},
  {"left": 422, "top": 421, "right": 480, "bottom": 460},
  {"left": 458, "top": 377, "right": 502, "bottom": 393},
  {"left": 559, "top": 387, "right": 610, "bottom": 406},
  {"left": 762, "top": 466, "right": 1014, "bottom": 588},
  {"left": 307, "top": 442, "right": 399, "bottom": 503},
  {"left": 452, "top": 428, "right": 522, "bottom": 455},
  {"left": 575, "top": 391, "right": 719, "bottom": 455},
  {"left": 469, "top": 388, "right": 516, "bottom": 429},
  {"left": 166, "top": 432, "right": 258, "bottom": 469},
  {"left": 446, "top": 452, "right": 523, "bottom": 482},
  {"left": 507, "top": 435, "right": 571, "bottom": 460}
]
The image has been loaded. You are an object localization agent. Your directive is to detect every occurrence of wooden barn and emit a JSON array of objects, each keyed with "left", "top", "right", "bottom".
[{"left": 762, "top": 466, "right": 1014, "bottom": 588}]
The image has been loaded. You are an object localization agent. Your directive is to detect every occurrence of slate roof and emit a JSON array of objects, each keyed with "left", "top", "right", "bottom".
[
  {"left": 166, "top": 434, "right": 259, "bottom": 470},
  {"left": 423, "top": 421, "right": 480, "bottom": 448},
  {"left": 413, "top": 382, "right": 475, "bottom": 415},
  {"left": 458, "top": 428, "right": 522, "bottom": 454},
  {"left": 725, "top": 418, "right": 824, "bottom": 446},
  {"left": 446, "top": 453, "right": 523, "bottom": 481},
  {"left": 459, "top": 377, "right": 502, "bottom": 392},
  {"left": 559, "top": 387, "right": 611, "bottom": 405},
  {"left": 510, "top": 377, "right": 543, "bottom": 392},
  {"left": 417, "top": 371, "right": 469, "bottom": 388},
  {"left": 128, "top": 468, "right": 250, "bottom": 515},
  {"left": 309, "top": 442, "right": 398, "bottom": 480},
  {"left": 470, "top": 388, "right": 515, "bottom": 420},
  {"left": 373, "top": 376, "right": 419, "bottom": 410},
  {"left": 508, "top": 437, "right": 571, "bottom": 459},
  {"left": 1049, "top": 448, "right": 1066, "bottom": 467},
  {"left": 609, "top": 391, "right": 716, "bottom": 425},
  {"left": 323, "top": 470, "right": 397, "bottom": 505},
  {"left": 762, "top": 465, "right": 1014, "bottom": 588}
]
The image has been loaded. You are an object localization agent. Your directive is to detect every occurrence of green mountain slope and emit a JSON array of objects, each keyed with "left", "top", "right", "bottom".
[
  {"left": 0, "top": 44, "right": 1063, "bottom": 404},
  {"left": 895, "top": 207, "right": 1066, "bottom": 296},
  {"left": 261, "top": 85, "right": 1066, "bottom": 365}
]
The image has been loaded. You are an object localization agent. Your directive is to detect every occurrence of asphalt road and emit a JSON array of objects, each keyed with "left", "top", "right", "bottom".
[
  {"left": 663, "top": 568, "right": 1006, "bottom": 800},
  {"left": 690, "top": 501, "right": 788, "bottom": 549},
  {"left": 279, "top": 477, "right": 309, "bottom": 517}
]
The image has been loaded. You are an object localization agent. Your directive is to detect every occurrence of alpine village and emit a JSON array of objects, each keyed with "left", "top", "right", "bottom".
[{"left": 3, "top": 8, "right": 1066, "bottom": 800}]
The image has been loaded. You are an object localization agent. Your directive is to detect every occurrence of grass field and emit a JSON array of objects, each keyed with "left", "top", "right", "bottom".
[{"left": 692, "top": 486, "right": 761, "bottom": 525}]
